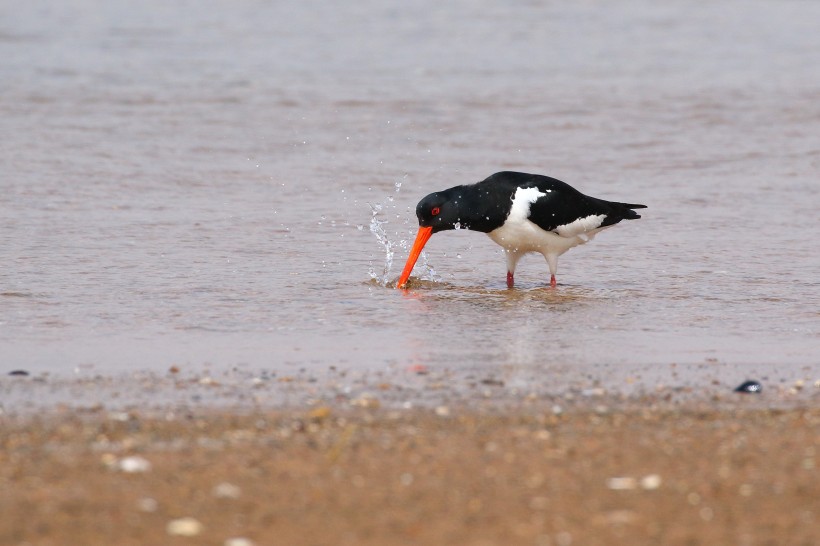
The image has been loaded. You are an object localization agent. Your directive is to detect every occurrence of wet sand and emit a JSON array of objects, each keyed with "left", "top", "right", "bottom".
[{"left": 2, "top": 381, "right": 817, "bottom": 546}]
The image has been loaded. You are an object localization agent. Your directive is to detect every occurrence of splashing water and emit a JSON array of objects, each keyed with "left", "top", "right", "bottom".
[
  {"left": 368, "top": 202, "right": 394, "bottom": 285},
  {"left": 368, "top": 177, "right": 439, "bottom": 287}
]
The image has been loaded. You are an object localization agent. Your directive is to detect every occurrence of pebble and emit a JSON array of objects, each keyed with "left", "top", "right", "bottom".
[
  {"left": 640, "top": 474, "right": 662, "bottom": 490},
  {"left": 225, "top": 539, "right": 255, "bottom": 546},
  {"left": 213, "top": 482, "right": 242, "bottom": 499},
  {"left": 606, "top": 476, "right": 637, "bottom": 490},
  {"left": 434, "top": 405, "right": 450, "bottom": 417},
  {"left": 308, "top": 406, "right": 332, "bottom": 420},
  {"left": 118, "top": 455, "right": 152, "bottom": 473},
  {"left": 734, "top": 380, "right": 762, "bottom": 393},
  {"left": 534, "top": 430, "right": 551, "bottom": 441},
  {"left": 167, "top": 517, "right": 203, "bottom": 537},
  {"left": 582, "top": 387, "right": 606, "bottom": 397},
  {"left": 350, "top": 396, "right": 380, "bottom": 408},
  {"left": 137, "top": 497, "right": 158, "bottom": 512},
  {"left": 8, "top": 370, "right": 30, "bottom": 376}
]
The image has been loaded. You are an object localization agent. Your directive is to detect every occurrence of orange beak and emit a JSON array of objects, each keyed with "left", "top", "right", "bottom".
[{"left": 396, "top": 226, "right": 433, "bottom": 289}]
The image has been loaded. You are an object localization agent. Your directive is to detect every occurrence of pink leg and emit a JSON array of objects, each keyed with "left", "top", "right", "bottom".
[
  {"left": 507, "top": 271, "right": 514, "bottom": 288},
  {"left": 550, "top": 274, "right": 557, "bottom": 288}
]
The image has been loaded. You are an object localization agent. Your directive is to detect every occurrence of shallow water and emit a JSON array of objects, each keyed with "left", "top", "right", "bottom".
[{"left": 2, "top": 1, "right": 818, "bottom": 392}]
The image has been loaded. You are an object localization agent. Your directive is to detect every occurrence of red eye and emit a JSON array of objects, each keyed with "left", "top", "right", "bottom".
[{"left": 431, "top": 207, "right": 441, "bottom": 216}]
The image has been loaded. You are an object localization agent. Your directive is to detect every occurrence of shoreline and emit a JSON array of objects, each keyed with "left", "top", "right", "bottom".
[{"left": 2, "top": 364, "right": 817, "bottom": 416}]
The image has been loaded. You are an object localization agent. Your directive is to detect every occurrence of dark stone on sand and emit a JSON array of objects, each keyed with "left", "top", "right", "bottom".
[
  {"left": 735, "top": 380, "right": 762, "bottom": 393},
  {"left": 8, "top": 370, "right": 30, "bottom": 376}
]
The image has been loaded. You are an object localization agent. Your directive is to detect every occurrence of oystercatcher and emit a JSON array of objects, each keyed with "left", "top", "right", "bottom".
[{"left": 396, "top": 171, "right": 646, "bottom": 289}]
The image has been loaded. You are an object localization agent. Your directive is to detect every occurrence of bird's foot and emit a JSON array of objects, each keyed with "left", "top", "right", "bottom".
[
  {"left": 549, "top": 274, "right": 557, "bottom": 288},
  {"left": 506, "top": 271, "right": 514, "bottom": 288}
]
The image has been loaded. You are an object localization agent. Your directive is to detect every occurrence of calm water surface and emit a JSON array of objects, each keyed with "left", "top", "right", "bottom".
[{"left": 2, "top": 1, "right": 818, "bottom": 389}]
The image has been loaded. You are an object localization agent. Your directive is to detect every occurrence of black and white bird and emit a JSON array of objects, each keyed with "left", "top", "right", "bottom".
[{"left": 396, "top": 171, "right": 646, "bottom": 289}]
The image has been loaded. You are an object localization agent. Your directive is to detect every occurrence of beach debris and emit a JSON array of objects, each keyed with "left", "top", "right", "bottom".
[
  {"left": 408, "top": 364, "right": 429, "bottom": 374},
  {"left": 582, "top": 387, "right": 606, "bottom": 397},
  {"left": 640, "top": 474, "right": 662, "bottom": 490},
  {"left": 225, "top": 538, "right": 255, "bottom": 546},
  {"left": 350, "top": 394, "right": 380, "bottom": 408},
  {"left": 734, "top": 380, "right": 762, "bottom": 393},
  {"left": 534, "top": 430, "right": 551, "bottom": 441},
  {"left": 213, "top": 482, "right": 242, "bottom": 499},
  {"left": 167, "top": 517, "right": 203, "bottom": 537},
  {"left": 606, "top": 476, "right": 637, "bottom": 490},
  {"left": 8, "top": 370, "right": 29, "bottom": 376},
  {"left": 607, "top": 473, "right": 660, "bottom": 491},
  {"left": 117, "top": 455, "right": 152, "bottom": 473},
  {"left": 593, "top": 510, "right": 639, "bottom": 525},
  {"left": 308, "top": 406, "right": 332, "bottom": 421},
  {"left": 137, "top": 497, "right": 159, "bottom": 512}
]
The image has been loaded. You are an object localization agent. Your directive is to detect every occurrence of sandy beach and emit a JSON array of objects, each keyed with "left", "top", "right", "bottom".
[{"left": 1, "top": 375, "right": 817, "bottom": 546}]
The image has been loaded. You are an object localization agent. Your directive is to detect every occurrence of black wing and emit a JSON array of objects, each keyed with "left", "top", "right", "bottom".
[{"left": 490, "top": 172, "right": 645, "bottom": 235}]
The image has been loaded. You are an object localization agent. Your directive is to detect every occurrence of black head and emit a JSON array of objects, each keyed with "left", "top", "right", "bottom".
[{"left": 415, "top": 190, "right": 463, "bottom": 233}]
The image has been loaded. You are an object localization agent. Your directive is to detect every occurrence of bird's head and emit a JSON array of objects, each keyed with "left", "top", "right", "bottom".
[
  {"left": 396, "top": 190, "right": 462, "bottom": 289},
  {"left": 415, "top": 191, "right": 463, "bottom": 233}
]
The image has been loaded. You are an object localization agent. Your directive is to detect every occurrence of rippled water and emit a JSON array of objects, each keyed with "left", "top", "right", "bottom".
[{"left": 2, "top": 1, "right": 818, "bottom": 389}]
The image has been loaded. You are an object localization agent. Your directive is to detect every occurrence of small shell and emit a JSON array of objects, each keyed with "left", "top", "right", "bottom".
[{"left": 734, "top": 380, "right": 762, "bottom": 393}]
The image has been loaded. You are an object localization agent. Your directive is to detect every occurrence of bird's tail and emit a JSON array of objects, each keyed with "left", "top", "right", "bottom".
[{"left": 617, "top": 202, "right": 647, "bottom": 220}]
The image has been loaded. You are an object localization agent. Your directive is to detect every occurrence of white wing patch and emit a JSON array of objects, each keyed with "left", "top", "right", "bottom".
[
  {"left": 554, "top": 214, "right": 606, "bottom": 237},
  {"left": 507, "top": 186, "right": 547, "bottom": 223}
]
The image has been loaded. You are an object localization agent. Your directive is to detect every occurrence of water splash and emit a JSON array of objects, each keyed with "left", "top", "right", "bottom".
[
  {"left": 368, "top": 176, "right": 440, "bottom": 287},
  {"left": 368, "top": 202, "right": 394, "bottom": 285}
]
